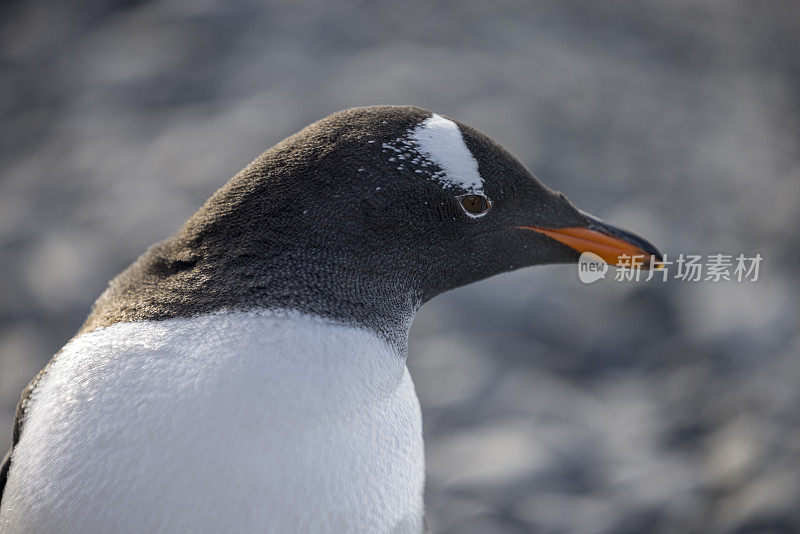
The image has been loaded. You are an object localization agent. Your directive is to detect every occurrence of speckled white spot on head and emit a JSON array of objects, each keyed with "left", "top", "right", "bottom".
[{"left": 409, "top": 114, "right": 483, "bottom": 192}]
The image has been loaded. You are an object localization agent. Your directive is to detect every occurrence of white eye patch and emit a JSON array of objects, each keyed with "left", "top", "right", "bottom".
[{"left": 381, "top": 113, "right": 484, "bottom": 193}]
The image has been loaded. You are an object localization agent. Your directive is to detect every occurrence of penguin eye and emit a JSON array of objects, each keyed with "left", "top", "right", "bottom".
[{"left": 457, "top": 194, "right": 492, "bottom": 217}]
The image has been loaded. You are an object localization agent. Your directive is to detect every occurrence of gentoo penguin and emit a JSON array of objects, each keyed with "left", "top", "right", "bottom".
[{"left": 0, "top": 106, "right": 661, "bottom": 533}]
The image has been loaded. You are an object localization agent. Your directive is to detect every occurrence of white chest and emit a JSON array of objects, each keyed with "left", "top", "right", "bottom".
[{"left": 1, "top": 311, "right": 425, "bottom": 533}]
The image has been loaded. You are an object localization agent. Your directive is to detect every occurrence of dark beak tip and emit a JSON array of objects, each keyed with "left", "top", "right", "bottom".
[{"left": 583, "top": 213, "right": 664, "bottom": 266}]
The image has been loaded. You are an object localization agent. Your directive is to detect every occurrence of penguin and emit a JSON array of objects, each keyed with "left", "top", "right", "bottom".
[{"left": 0, "top": 106, "right": 661, "bottom": 533}]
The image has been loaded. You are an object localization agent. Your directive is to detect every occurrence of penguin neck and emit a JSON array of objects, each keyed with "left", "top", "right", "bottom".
[
  {"left": 244, "top": 256, "right": 422, "bottom": 352},
  {"left": 80, "top": 244, "right": 423, "bottom": 354}
]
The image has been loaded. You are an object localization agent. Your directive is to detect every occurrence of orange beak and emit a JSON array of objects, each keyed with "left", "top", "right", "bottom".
[{"left": 517, "top": 225, "right": 664, "bottom": 269}]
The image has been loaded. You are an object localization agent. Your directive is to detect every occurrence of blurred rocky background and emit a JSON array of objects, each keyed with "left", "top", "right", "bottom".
[{"left": 1, "top": 1, "right": 799, "bottom": 532}]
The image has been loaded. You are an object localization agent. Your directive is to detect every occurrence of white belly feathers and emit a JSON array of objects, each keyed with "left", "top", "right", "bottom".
[{"left": 0, "top": 311, "right": 425, "bottom": 533}]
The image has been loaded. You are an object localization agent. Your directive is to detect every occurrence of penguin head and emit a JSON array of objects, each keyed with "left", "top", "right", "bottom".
[
  {"left": 217, "top": 105, "right": 661, "bottom": 302},
  {"left": 84, "top": 105, "right": 662, "bottom": 338}
]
